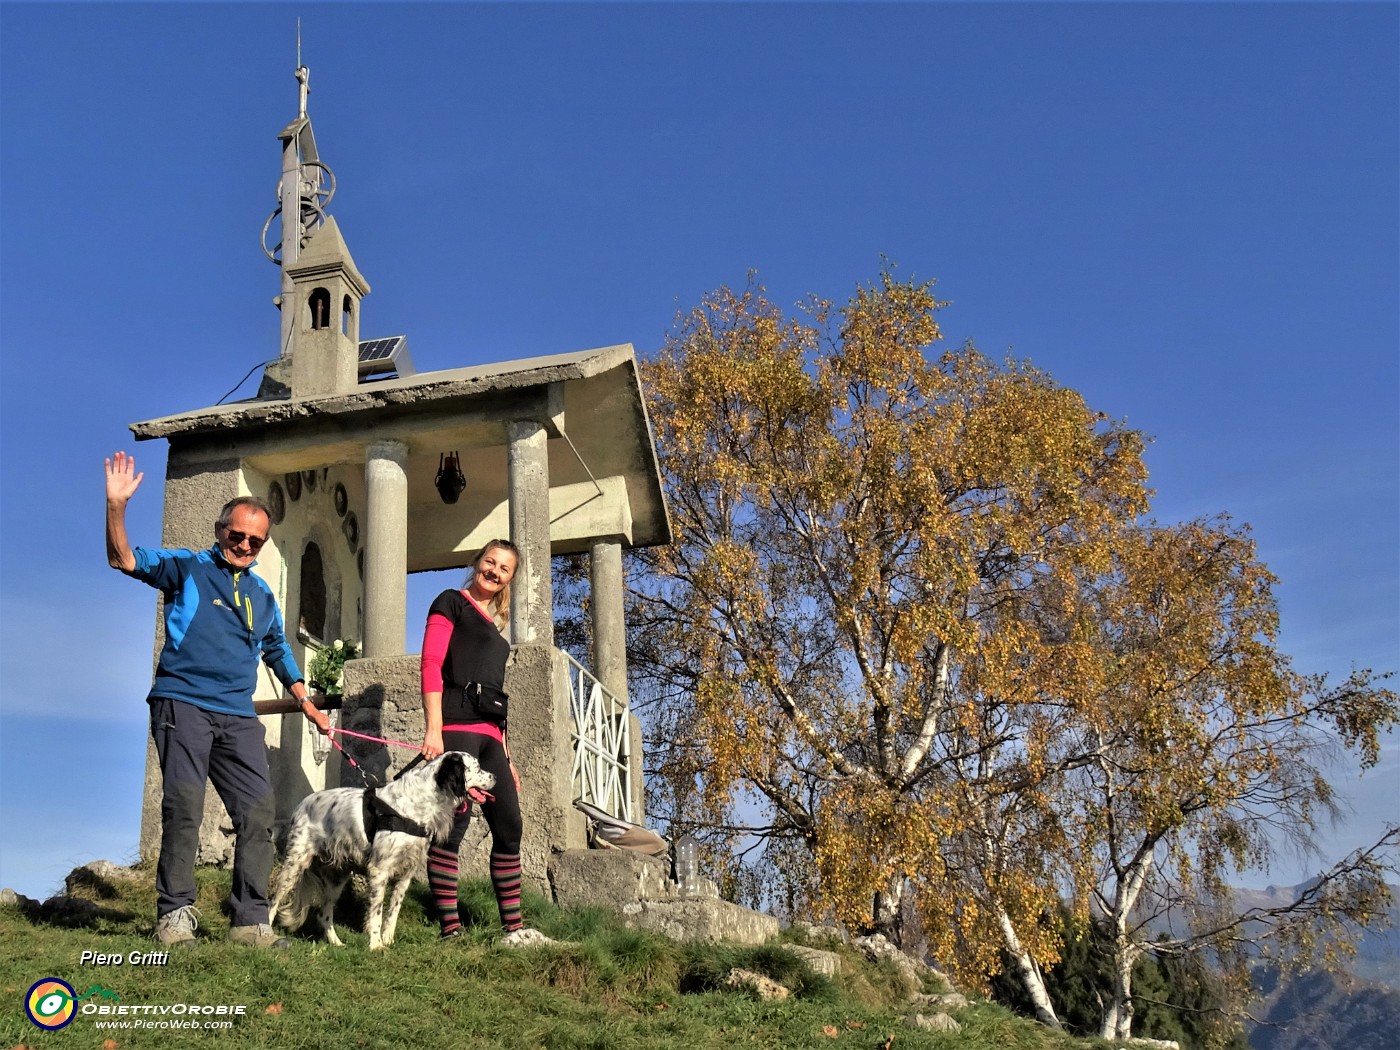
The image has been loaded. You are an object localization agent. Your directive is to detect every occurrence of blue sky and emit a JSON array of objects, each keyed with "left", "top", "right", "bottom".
[{"left": 1, "top": 2, "right": 1395, "bottom": 901}]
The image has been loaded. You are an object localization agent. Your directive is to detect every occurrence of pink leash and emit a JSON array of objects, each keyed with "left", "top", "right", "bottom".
[
  {"left": 324, "top": 727, "right": 493, "bottom": 805},
  {"left": 328, "top": 726, "right": 421, "bottom": 751},
  {"left": 320, "top": 727, "right": 387, "bottom": 787}
]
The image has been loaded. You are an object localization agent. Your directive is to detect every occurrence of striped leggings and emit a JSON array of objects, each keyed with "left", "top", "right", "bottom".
[{"left": 427, "top": 729, "right": 524, "bottom": 935}]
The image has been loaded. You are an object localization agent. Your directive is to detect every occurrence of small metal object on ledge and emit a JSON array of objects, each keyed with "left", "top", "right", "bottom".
[{"left": 253, "top": 693, "right": 343, "bottom": 716}]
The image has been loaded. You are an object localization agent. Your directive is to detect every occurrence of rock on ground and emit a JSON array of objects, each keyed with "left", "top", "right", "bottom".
[
  {"left": 725, "top": 968, "right": 790, "bottom": 1001},
  {"left": 906, "top": 1012, "right": 961, "bottom": 1032}
]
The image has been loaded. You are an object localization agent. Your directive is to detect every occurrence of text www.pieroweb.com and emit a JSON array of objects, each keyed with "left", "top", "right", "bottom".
[
  {"left": 93, "top": 1017, "right": 235, "bottom": 1031},
  {"left": 82, "top": 1003, "right": 246, "bottom": 1031}
]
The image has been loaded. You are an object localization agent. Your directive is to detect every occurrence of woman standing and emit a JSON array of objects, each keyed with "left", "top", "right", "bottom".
[{"left": 419, "top": 539, "right": 553, "bottom": 946}]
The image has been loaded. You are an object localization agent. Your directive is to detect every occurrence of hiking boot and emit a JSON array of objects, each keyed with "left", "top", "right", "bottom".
[
  {"left": 500, "top": 927, "right": 566, "bottom": 948},
  {"left": 153, "top": 905, "right": 200, "bottom": 947},
  {"left": 228, "top": 923, "right": 289, "bottom": 950}
]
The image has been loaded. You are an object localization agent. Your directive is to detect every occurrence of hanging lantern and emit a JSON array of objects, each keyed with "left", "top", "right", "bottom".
[{"left": 435, "top": 451, "right": 467, "bottom": 504}]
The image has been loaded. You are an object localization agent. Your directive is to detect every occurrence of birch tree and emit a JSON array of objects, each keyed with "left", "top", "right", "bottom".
[
  {"left": 628, "top": 273, "right": 1397, "bottom": 1034},
  {"left": 629, "top": 272, "right": 1148, "bottom": 1010}
]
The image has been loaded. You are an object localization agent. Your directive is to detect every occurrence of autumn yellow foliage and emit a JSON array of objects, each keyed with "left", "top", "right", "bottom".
[{"left": 628, "top": 270, "right": 1397, "bottom": 1038}]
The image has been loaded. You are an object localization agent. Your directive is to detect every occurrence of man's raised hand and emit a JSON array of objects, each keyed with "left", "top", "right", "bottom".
[{"left": 105, "top": 451, "right": 144, "bottom": 504}]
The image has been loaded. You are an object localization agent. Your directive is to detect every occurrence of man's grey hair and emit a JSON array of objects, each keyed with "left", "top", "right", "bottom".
[{"left": 216, "top": 496, "right": 274, "bottom": 529}]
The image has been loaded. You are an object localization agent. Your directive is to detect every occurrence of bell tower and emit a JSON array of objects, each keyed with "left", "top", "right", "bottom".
[
  {"left": 259, "top": 62, "right": 370, "bottom": 399},
  {"left": 285, "top": 216, "right": 369, "bottom": 397}
]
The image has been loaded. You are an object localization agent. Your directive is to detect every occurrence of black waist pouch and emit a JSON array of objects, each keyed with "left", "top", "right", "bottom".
[{"left": 445, "top": 683, "right": 509, "bottom": 725}]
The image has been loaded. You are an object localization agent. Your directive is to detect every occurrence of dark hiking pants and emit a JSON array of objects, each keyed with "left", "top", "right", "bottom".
[{"left": 149, "top": 697, "right": 276, "bottom": 926}]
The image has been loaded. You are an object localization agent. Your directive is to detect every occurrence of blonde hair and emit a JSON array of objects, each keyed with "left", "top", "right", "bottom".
[{"left": 464, "top": 539, "right": 519, "bottom": 632}]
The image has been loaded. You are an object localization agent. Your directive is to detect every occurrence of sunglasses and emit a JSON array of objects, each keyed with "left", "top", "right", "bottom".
[{"left": 221, "top": 528, "right": 268, "bottom": 552}]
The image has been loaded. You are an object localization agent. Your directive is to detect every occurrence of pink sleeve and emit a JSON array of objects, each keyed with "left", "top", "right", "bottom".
[{"left": 420, "top": 613, "right": 454, "bottom": 694}]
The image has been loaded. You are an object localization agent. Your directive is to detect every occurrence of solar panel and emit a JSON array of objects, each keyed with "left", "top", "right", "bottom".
[{"left": 357, "top": 335, "right": 415, "bottom": 380}]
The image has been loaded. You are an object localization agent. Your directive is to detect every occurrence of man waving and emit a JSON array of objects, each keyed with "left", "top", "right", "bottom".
[{"left": 105, "top": 451, "right": 329, "bottom": 948}]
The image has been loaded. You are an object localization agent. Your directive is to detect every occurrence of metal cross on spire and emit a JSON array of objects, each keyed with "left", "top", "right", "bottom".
[{"left": 261, "top": 43, "right": 337, "bottom": 360}]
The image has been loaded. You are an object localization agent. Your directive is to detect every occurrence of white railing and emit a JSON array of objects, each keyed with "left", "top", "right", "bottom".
[{"left": 564, "top": 651, "right": 633, "bottom": 823}]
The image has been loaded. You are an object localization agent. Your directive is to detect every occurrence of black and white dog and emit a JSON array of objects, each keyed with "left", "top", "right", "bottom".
[{"left": 269, "top": 752, "right": 495, "bottom": 950}]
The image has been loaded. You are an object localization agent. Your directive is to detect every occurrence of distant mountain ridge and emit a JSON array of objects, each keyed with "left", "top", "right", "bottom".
[
  {"left": 1249, "top": 967, "right": 1400, "bottom": 1050},
  {"left": 1238, "top": 880, "right": 1400, "bottom": 1050},
  {"left": 1232, "top": 880, "right": 1400, "bottom": 988}
]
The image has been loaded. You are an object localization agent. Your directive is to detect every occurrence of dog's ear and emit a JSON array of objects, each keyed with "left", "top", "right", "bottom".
[{"left": 436, "top": 751, "right": 467, "bottom": 798}]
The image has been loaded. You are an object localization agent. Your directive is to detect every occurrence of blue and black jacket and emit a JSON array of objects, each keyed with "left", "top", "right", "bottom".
[{"left": 126, "top": 543, "right": 303, "bottom": 717}]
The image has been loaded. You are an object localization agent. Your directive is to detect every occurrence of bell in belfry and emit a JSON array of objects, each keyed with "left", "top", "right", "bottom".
[{"left": 435, "top": 451, "right": 467, "bottom": 504}]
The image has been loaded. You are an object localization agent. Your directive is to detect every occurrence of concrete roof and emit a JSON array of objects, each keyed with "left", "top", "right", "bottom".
[
  {"left": 131, "top": 343, "right": 672, "bottom": 554},
  {"left": 131, "top": 344, "right": 634, "bottom": 438}
]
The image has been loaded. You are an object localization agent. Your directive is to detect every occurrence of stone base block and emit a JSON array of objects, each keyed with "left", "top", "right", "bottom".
[
  {"left": 624, "top": 897, "right": 779, "bottom": 946},
  {"left": 550, "top": 848, "right": 674, "bottom": 911},
  {"left": 550, "top": 848, "right": 779, "bottom": 945}
]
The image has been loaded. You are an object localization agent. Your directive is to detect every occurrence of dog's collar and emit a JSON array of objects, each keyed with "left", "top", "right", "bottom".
[{"left": 362, "top": 788, "right": 431, "bottom": 840}]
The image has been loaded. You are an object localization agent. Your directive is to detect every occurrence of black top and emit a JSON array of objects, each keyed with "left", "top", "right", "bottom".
[{"left": 429, "top": 589, "right": 510, "bottom": 723}]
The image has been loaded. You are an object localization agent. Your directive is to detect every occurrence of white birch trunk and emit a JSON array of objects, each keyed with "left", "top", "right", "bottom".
[
  {"left": 1099, "top": 847, "right": 1153, "bottom": 1041},
  {"left": 872, "top": 877, "right": 904, "bottom": 942},
  {"left": 998, "top": 907, "right": 1062, "bottom": 1029}
]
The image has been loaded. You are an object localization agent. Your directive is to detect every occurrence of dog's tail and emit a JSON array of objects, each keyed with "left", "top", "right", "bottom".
[{"left": 272, "top": 866, "right": 334, "bottom": 932}]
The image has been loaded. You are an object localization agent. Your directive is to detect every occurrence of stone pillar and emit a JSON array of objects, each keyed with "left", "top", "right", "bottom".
[
  {"left": 589, "top": 540, "right": 627, "bottom": 700},
  {"left": 363, "top": 440, "right": 409, "bottom": 657},
  {"left": 590, "top": 539, "right": 644, "bottom": 825},
  {"left": 507, "top": 420, "right": 552, "bottom": 648}
]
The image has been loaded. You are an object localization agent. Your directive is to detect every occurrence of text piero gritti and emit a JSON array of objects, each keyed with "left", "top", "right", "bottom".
[{"left": 79, "top": 949, "right": 170, "bottom": 966}]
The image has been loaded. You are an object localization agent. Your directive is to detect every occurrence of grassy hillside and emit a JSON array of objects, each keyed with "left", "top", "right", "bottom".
[{"left": 1, "top": 862, "right": 1130, "bottom": 1050}]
